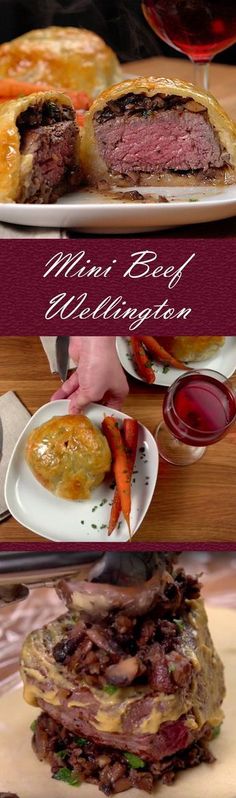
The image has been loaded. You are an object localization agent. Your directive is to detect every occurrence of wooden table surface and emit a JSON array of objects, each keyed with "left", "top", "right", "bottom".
[
  {"left": 1, "top": 336, "right": 236, "bottom": 545},
  {"left": 0, "top": 56, "right": 235, "bottom": 239}
]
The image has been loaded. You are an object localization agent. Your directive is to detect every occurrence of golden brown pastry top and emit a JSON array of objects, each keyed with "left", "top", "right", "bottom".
[
  {"left": 0, "top": 26, "right": 122, "bottom": 97},
  {"left": 0, "top": 90, "right": 78, "bottom": 202},
  {"left": 158, "top": 336, "right": 225, "bottom": 362},
  {"left": 25, "top": 414, "right": 111, "bottom": 501}
]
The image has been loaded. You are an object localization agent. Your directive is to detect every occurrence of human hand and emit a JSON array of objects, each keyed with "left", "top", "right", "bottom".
[{"left": 51, "top": 336, "right": 129, "bottom": 413}]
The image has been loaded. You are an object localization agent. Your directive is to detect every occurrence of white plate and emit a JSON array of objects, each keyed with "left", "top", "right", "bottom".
[
  {"left": 4, "top": 400, "right": 158, "bottom": 543},
  {"left": 116, "top": 336, "right": 236, "bottom": 387},
  {"left": 0, "top": 184, "right": 236, "bottom": 232}
]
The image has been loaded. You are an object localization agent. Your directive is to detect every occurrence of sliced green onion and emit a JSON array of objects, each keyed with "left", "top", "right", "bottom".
[
  {"left": 53, "top": 767, "right": 81, "bottom": 786},
  {"left": 211, "top": 725, "right": 221, "bottom": 739},
  {"left": 56, "top": 749, "right": 69, "bottom": 760},
  {"left": 103, "top": 683, "right": 118, "bottom": 695},
  {"left": 74, "top": 737, "right": 87, "bottom": 747},
  {"left": 30, "top": 720, "right": 37, "bottom": 732},
  {"left": 173, "top": 618, "right": 185, "bottom": 631},
  {"left": 124, "top": 752, "right": 146, "bottom": 769}
]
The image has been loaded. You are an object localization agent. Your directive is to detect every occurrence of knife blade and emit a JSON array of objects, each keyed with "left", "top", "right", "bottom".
[
  {"left": 56, "top": 336, "right": 69, "bottom": 382},
  {"left": 0, "top": 553, "right": 102, "bottom": 605}
]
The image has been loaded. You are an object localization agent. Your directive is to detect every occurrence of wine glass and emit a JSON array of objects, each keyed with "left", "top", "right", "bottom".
[
  {"left": 155, "top": 369, "right": 236, "bottom": 466},
  {"left": 142, "top": 0, "right": 236, "bottom": 90}
]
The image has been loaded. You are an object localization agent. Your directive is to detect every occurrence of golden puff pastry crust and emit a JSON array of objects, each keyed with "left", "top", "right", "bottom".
[
  {"left": 157, "top": 336, "right": 225, "bottom": 363},
  {"left": 80, "top": 76, "right": 236, "bottom": 187},
  {"left": 0, "top": 91, "right": 80, "bottom": 203},
  {"left": 25, "top": 415, "right": 112, "bottom": 501},
  {"left": 0, "top": 26, "right": 122, "bottom": 99}
]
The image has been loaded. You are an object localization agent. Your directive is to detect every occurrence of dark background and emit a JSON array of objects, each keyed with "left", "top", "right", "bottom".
[{"left": 0, "top": 0, "right": 235, "bottom": 63}]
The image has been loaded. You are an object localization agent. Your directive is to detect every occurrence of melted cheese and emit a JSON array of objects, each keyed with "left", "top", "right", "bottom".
[{"left": 23, "top": 682, "right": 61, "bottom": 707}]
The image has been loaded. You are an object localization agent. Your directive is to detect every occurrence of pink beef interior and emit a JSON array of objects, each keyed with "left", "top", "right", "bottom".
[
  {"left": 17, "top": 100, "right": 79, "bottom": 203},
  {"left": 94, "top": 109, "right": 225, "bottom": 174},
  {"left": 20, "top": 121, "right": 76, "bottom": 203}
]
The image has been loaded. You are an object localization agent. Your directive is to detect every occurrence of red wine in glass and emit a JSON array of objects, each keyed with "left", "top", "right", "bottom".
[
  {"left": 142, "top": 0, "right": 236, "bottom": 89},
  {"left": 156, "top": 370, "right": 236, "bottom": 465}
]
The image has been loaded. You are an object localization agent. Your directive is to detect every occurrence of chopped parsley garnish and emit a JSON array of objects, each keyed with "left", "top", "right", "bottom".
[
  {"left": 124, "top": 753, "right": 146, "bottom": 769},
  {"left": 162, "top": 364, "right": 170, "bottom": 373},
  {"left": 103, "top": 683, "right": 118, "bottom": 695},
  {"left": 91, "top": 524, "right": 97, "bottom": 529},
  {"left": 100, "top": 498, "right": 108, "bottom": 506},
  {"left": 53, "top": 768, "right": 81, "bottom": 786}
]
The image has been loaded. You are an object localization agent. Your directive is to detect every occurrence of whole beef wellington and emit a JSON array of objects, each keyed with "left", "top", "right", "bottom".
[
  {"left": 155, "top": 336, "right": 225, "bottom": 363},
  {"left": 0, "top": 27, "right": 122, "bottom": 100},
  {"left": 21, "top": 554, "right": 225, "bottom": 795},
  {"left": 80, "top": 77, "right": 236, "bottom": 188},
  {"left": 0, "top": 91, "right": 80, "bottom": 203}
]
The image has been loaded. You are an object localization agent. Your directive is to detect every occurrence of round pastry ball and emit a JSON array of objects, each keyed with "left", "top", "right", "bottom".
[
  {"left": 25, "top": 415, "right": 112, "bottom": 500},
  {"left": 157, "top": 336, "right": 225, "bottom": 362},
  {"left": 0, "top": 26, "right": 122, "bottom": 98}
]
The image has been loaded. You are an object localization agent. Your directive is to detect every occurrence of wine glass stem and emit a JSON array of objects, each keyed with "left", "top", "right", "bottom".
[{"left": 193, "top": 61, "right": 209, "bottom": 91}]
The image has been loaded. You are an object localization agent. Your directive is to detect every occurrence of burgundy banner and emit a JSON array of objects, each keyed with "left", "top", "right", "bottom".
[
  {"left": 0, "top": 542, "right": 234, "bottom": 553},
  {"left": 1, "top": 237, "right": 235, "bottom": 334}
]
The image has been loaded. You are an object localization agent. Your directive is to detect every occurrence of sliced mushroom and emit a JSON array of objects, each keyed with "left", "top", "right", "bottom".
[
  {"left": 86, "top": 625, "right": 123, "bottom": 657},
  {"left": 105, "top": 656, "right": 141, "bottom": 686}
]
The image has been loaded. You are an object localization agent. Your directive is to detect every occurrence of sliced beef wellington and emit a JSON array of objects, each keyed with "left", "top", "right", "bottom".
[
  {"left": 21, "top": 560, "right": 225, "bottom": 795},
  {"left": 80, "top": 77, "right": 236, "bottom": 187},
  {"left": 0, "top": 91, "right": 80, "bottom": 203}
]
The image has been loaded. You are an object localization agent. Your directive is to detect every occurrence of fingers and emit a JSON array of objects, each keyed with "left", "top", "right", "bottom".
[
  {"left": 69, "top": 389, "right": 91, "bottom": 414},
  {"left": 105, "top": 394, "right": 123, "bottom": 410},
  {"left": 68, "top": 336, "right": 81, "bottom": 364},
  {"left": 51, "top": 371, "right": 79, "bottom": 401},
  {"left": 50, "top": 386, "right": 67, "bottom": 401}
]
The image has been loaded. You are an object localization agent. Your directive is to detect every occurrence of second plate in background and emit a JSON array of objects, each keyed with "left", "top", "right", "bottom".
[{"left": 116, "top": 336, "right": 236, "bottom": 387}]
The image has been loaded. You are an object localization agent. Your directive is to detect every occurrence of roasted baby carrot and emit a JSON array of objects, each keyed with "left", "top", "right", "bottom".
[
  {"left": 102, "top": 416, "right": 131, "bottom": 537},
  {"left": 108, "top": 418, "right": 138, "bottom": 535},
  {"left": 0, "top": 78, "right": 91, "bottom": 110},
  {"left": 108, "top": 483, "right": 122, "bottom": 536},
  {"left": 76, "top": 110, "right": 86, "bottom": 126},
  {"left": 0, "top": 78, "right": 52, "bottom": 97},
  {"left": 130, "top": 337, "right": 156, "bottom": 384},
  {"left": 141, "top": 336, "right": 190, "bottom": 371},
  {"left": 123, "top": 418, "right": 139, "bottom": 464}
]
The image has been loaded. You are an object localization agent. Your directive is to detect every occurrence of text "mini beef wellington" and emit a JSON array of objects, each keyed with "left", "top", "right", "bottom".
[
  {"left": 81, "top": 77, "right": 236, "bottom": 188},
  {"left": 0, "top": 92, "right": 80, "bottom": 203},
  {"left": 21, "top": 555, "right": 225, "bottom": 795}
]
